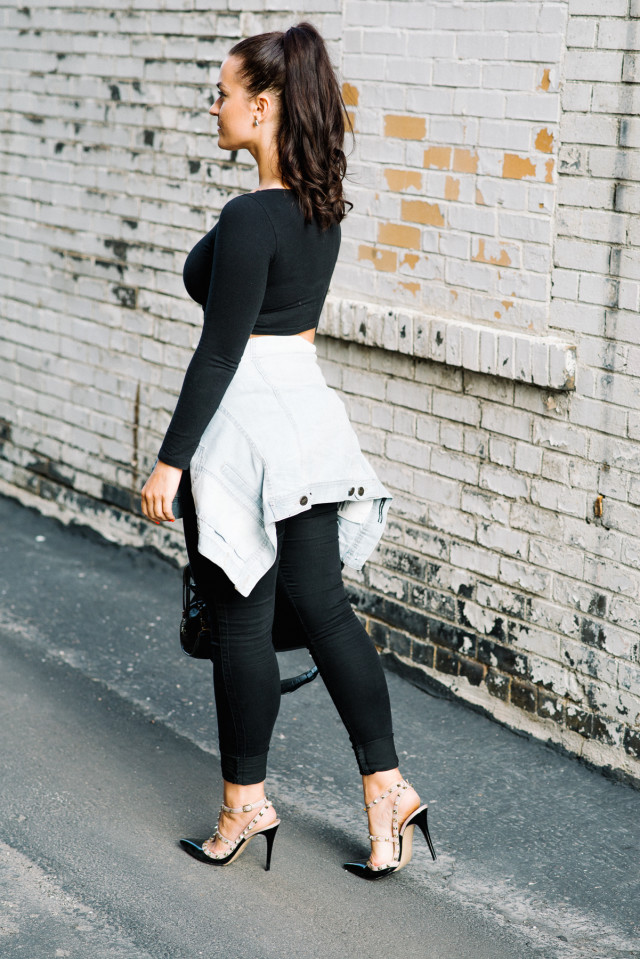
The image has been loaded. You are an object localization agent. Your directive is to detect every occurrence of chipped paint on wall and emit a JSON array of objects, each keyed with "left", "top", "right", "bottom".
[
  {"left": 384, "top": 115, "right": 426, "bottom": 139},
  {"left": 444, "top": 176, "right": 460, "bottom": 201},
  {"left": 452, "top": 148, "right": 479, "bottom": 173},
  {"left": 378, "top": 222, "right": 421, "bottom": 249},
  {"left": 384, "top": 169, "right": 422, "bottom": 192},
  {"left": 401, "top": 199, "right": 445, "bottom": 226},
  {"left": 472, "top": 239, "right": 512, "bottom": 267},
  {"left": 502, "top": 153, "right": 537, "bottom": 180},
  {"left": 423, "top": 146, "right": 451, "bottom": 169},
  {"left": 342, "top": 82, "right": 359, "bottom": 106},
  {"left": 535, "top": 128, "right": 554, "bottom": 153},
  {"left": 400, "top": 253, "right": 420, "bottom": 270},
  {"left": 358, "top": 245, "right": 397, "bottom": 272},
  {"left": 538, "top": 67, "right": 551, "bottom": 91}
]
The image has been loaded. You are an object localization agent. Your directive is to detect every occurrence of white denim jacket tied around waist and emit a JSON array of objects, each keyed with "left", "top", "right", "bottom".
[{"left": 172, "top": 334, "right": 392, "bottom": 597}]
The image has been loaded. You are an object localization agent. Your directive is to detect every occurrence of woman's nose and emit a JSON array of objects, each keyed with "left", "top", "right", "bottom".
[{"left": 209, "top": 101, "right": 219, "bottom": 116}]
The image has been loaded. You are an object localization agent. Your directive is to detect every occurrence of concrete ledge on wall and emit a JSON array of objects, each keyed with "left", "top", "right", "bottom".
[{"left": 321, "top": 296, "right": 577, "bottom": 392}]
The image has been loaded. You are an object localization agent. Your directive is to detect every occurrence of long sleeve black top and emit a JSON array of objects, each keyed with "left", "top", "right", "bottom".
[{"left": 157, "top": 189, "right": 341, "bottom": 470}]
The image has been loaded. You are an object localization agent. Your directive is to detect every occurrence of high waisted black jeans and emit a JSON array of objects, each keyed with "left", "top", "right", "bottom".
[{"left": 183, "top": 500, "right": 399, "bottom": 785}]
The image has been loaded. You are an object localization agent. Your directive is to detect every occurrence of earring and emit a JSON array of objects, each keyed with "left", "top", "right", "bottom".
[{"left": 253, "top": 117, "right": 259, "bottom": 127}]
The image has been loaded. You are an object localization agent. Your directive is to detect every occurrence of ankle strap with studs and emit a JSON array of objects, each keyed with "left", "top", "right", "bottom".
[
  {"left": 364, "top": 779, "right": 411, "bottom": 811},
  {"left": 201, "top": 798, "right": 273, "bottom": 860},
  {"left": 364, "top": 780, "right": 412, "bottom": 871},
  {"left": 220, "top": 796, "right": 268, "bottom": 815}
]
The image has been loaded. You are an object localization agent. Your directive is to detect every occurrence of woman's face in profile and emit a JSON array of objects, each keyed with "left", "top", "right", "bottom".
[{"left": 210, "top": 56, "right": 255, "bottom": 152}]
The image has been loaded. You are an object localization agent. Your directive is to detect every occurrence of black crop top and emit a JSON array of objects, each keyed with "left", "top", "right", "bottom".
[{"left": 157, "top": 189, "right": 341, "bottom": 469}]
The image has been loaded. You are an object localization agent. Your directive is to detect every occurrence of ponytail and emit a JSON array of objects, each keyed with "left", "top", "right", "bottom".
[{"left": 229, "top": 23, "right": 352, "bottom": 229}]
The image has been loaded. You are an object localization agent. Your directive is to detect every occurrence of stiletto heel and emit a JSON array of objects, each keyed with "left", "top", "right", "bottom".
[
  {"left": 180, "top": 797, "right": 280, "bottom": 870},
  {"left": 264, "top": 822, "right": 279, "bottom": 871},
  {"left": 411, "top": 806, "right": 437, "bottom": 862},
  {"left": 343, "top": 779, "right": 437, "bottom": 881}
]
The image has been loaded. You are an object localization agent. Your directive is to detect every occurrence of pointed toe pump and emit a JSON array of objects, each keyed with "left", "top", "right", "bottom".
[
  {"left": 343, "top": 780, "right": 436, "bottom": 881},
  {"left": 180, "top": 797, "right": 280, "bottom": 871}
]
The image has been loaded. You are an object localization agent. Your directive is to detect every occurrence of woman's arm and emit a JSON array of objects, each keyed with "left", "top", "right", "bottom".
[
  {"left": 140, "top": 195, "right": 276, "bottom": 523},
  {"left": 157, "top": 195, "right": 276, "bottom": 470}
]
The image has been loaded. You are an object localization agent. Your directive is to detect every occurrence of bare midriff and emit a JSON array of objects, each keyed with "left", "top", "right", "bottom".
[{"left": 249, "top": 327, "right": 315, "bottom": 344}]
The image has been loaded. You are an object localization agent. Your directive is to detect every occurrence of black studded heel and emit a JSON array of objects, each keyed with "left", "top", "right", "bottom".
[
  {"left": 180, "top": 797, "right": 280, "bottom": 871},
  {"left": 343, "top": 779, "right": 436, "bottom": 880}
]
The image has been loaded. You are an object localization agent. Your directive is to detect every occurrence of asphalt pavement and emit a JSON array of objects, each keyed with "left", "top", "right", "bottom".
[{"left": 0, "top": 492, "right": 639, "bottom": 959}]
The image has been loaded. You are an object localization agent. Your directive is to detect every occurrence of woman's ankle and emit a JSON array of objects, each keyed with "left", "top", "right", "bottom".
[
  {"left": 361, "top": 769, "right": 403, "bottom": 805},
  {"left": 222, "top": 779, "right": 267, "bottom": 810}
]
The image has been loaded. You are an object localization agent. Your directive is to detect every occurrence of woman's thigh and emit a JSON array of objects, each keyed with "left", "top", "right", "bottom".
[
  {"left": 276, "top": 502, "right": 354, "bottom": 640},
  {"left": 183, "top": 507, "right": 281, "bottom": 646}
]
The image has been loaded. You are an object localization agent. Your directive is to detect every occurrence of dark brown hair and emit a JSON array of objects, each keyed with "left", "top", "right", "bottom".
[{"left": 229, "top": 22, "right": 352, "bottom": 229}]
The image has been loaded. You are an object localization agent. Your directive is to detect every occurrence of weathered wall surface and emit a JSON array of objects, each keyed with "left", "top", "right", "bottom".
[{"left": 1, "top": 0, "right": 639, "bottom": 782}]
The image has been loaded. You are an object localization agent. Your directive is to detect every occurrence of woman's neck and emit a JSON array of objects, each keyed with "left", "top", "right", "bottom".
[
  {"left": 249, "top": 138, "right": 286, "bottom": 191},
  {"left": 255, "top": 179, "right": 287, "bottom": 191}
]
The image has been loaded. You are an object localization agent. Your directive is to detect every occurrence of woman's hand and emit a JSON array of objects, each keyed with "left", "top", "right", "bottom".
[{"left": 141, "top": 460, "right": 183, "bottom": 523}]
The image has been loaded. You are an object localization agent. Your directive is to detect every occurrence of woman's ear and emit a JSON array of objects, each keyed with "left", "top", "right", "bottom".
[{"left": 255, "top": 91, "right": 275, "bottom": 124}]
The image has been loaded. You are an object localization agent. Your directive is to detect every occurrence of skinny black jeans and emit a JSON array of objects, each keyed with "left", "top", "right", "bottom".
[{"left": 183, "top": 500, "right": 399, "bottom": 785}]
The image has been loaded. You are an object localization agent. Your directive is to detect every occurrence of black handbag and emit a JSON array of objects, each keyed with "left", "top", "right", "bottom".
[{"left": 180, "top": 564, "right": 318, "bottom": 695}]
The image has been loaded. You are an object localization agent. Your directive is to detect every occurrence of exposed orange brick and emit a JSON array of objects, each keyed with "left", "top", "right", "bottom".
[
  {"left": 399, "top": 281, "right": 420, "bottom": 296},
  {"left": 423, "top": 146, "right": 451, "bottom": 169},
  {"left": 502, "top": 300, "right": 514, "bottom": 311},
  {"left": 342, "top": 82, "right": 359, "bottom": 106},
  {"left": 358, "top": 245, "right": 397, "bottom": 273},
  {"left": 450, "top": 289, "right": 458, "bottom": 301},
  {"left": 535, "top": 128, "right": 554, "bottom": 153},
  {"left": 472, "top": 239, "right": 512, "bottom": 267},
  {"left": 494, "top": 310, "right": 502, "bottom": 319},
  {"left": 401, "top": 199, "right": 444, "bottom": 227},
  {"left": 452, "top": 148, "right": 479, "bottom": 173},
  {"left": 384, "top": 115, "right": 426, "bottom": 140},
  {"left": 476, "top": 187, "right": 486, "bottom": 205},
  {"left": 344, "top": 110, "right": 356, "bottom": 133},
  {"left": 444, "top": 176, "right": 460, "bottom": 201},
  {"left": 545, "top": 158, "right": 554, "bottom": 183},
  {"left": 401, "top": 253, "right": 420, "bottom": 270},
  {"left": 502, "top": 153, "right": 536, "bottom": 180},
  {"left": 378, "top": 222, "right": 421, "bottom": 249},
  {"left": 538, "top": 68, "right": 551, "bottom": 91},
  {"left": 384, "top": 169, "right": 422, "bottom": 192}
]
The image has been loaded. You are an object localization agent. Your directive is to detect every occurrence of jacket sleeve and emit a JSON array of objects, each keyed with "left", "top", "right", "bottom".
[{"left": 157, "top": 195, "right": 277, "bottom": 469}]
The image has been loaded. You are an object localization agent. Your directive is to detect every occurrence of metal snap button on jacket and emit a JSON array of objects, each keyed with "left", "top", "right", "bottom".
[
  {"left": 358, "top": 486, "right": 365, "bottom": 496},
  {"left": 348, "top": 487, "right": 355, "bottom": 495},
  {"left": 300, "top": 495, "right": 308, "bottom": 505}
]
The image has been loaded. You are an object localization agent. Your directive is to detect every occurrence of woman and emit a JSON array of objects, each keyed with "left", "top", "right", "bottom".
[{"left": 141, "top": 22, "right": 436, "bottom": 880}]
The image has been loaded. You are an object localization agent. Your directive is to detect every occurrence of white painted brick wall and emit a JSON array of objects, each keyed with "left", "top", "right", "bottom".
[{"left": 1, "top": 0, "right": 639, "bottom": 782}]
